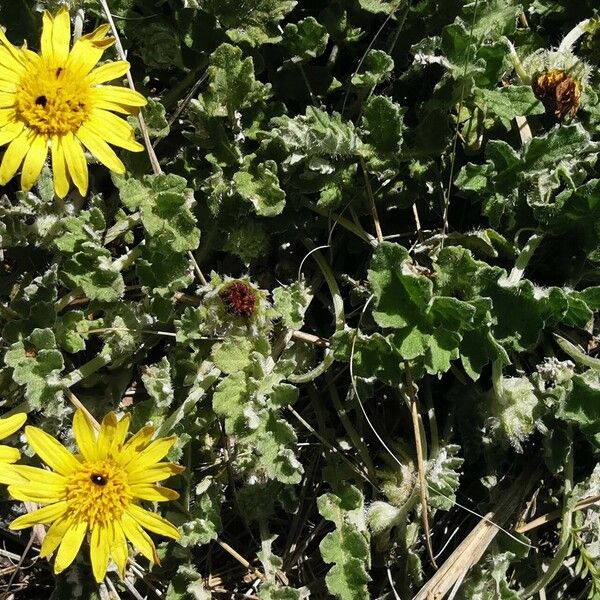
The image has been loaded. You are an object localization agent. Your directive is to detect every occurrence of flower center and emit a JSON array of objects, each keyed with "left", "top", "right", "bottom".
[
  {"left": 15, "top": 62, "right": 91, "bottom": 136},
  {"left": 65, "top": 459, "right": 131, "bottom": 526}
]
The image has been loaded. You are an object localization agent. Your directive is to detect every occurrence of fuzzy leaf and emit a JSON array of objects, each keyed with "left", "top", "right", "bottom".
[
  {"left": 141, "top": 357, "right": 174, "bottom": 409},
  {"left": 4, "top": 328, "right": 64, "bottom": 409},
  {"left": 318, "top": 486, "right": 371, "bottom": 600},
  {"left": 198, "top": 43, "right": 272, "bottom": 117},
  {"left": 200, "top": 0, "right": 297, "bottom": 46},
  {"left": 233, "top": 158, "right": 286, "bottom": 217},
  {"left": 282, "top": 17, "right": 329, "bottom": 63},
  {"left": 273, "top": 281, "right": 312, "bottom": 329},
  {"left": 351, "top": 49, "right": 394, "bottom": 88}
]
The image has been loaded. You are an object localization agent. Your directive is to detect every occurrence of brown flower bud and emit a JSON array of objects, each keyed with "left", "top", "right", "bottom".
[
  {"left": 531, "top": 69, "right": 581, "bottom": 120},
  {"left": 220, "top": 281, "right": 257, "bottom": 317}
]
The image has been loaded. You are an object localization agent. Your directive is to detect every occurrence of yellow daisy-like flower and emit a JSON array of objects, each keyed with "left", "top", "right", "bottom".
[
  {"left": 0, "top": 8, "right": 146, "bottom": 198},
  {"left": 0, "top": 413, "right": 27, "bottom": 483},
  {"left": 7, "top": 410, "right": 183, "bottom": 582}
]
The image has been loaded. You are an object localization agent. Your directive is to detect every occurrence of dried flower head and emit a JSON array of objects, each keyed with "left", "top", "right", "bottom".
[
  {"left": 504, "top": 19, "right": 594, "bottom": 120},
  {"left": 531, "top": 68, "right": 582, "bottom": 119},
  {"left": 220, "top": 280, "right": 257, "bottom": 317}
]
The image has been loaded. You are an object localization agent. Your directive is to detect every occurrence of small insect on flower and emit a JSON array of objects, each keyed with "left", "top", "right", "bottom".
[
  {"left": 0, "top": 413, "right": 26, "bottom": 483},
  {"left": 6, "top": 410, "right": 184, "bottom": 583},
  {"left": 0, "top": 8, "right": 146, "bottom": 197}
]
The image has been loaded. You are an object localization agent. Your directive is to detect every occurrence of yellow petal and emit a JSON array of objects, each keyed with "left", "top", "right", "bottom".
[
  {"left": 110, "top": 520, "right": 129, "bottom": 578},
  {"left": 126, "top": 505, "right": 180, "bottom": 540},
  {"left": 66, "top": 25, "right": 113, "bottom": 76},
  {"left": 0, "top": 121, "right": 24, "bottom": 147},
  {"left": 90, "top": 524, "right": 110, "bottom": 583},
  {"left": 86, "top": 60, "right": 130, "bottom": 86},
  {"left": 51, "top": 134, "right": 69, "bottom": 198},
  {"left": 54, "top": 519, "right": 88, "bottom": 574},
  {"left": 41, "top": 8, "right": 71, "bottom": 66},
  {"left": 97, "top": 412, "right": 119, "bottom": 459},
  {"left": 0, "top": 108, "right": 17, "bottom": 127},
  {"left": 10, "top": 465, "right": 67, "bottom": 486},
  {"left": 128, "top": 463, "right": 185, "bottom": 485},
  {"left": 0, "top": 80, "right": 17, "bottom": 93},
  {"left": 120, "top": 512, "right": 158, "bottom": 565},
  {"left": 0, "top": 46, "right": 23, "bottom": 77},
  {"left": 0, "top": 445, "right": 20, "bottom": 463},
  {"left": 130, "top": 484, "right": 179, "bottom": 502},
  {"left": 73, "top": 410, "right": 99, "bottom": 462},
  {"left": 124, "top": 436, "right": 176, "bottom": 471},
  {"left": 61, "top": 132, "right": 88, "bottom": 196},
  {"left": 0, "top": 92, "right": 16, "bottom": 108},
  {"left": 0, "top": 463, "right": 27, "bottom": 485},
  {"left": 114, "top": 413, "right": 131, "bottom": 450},
  {"left": 0, "top": 129, "right": 33, "bottom": 185},
  {"left": 8, "top": 482, "right": 66, "bottom": 504},
  {"left": 93, "top": 86, "right": 147, "bottom": 108},
  {"left": 120, "top": 426, "right": 155, "bottom": 463},
  {"left": 0, "top": 413, "right": 26, "bottom": 440},
  {"left": 76, "top": 124, "right": 125, "bottom": 174},
  {"left": 40, "top": 516, "right": 71, "bottom": 558},
  {"left": 87, "top": 109, "right": 144, "bottom": 152},
  {"left": 24, "top": 426, "right": 80, "bottom": 476},
  {"left": 10, "top": 500, "right": 68, "bottom": 529},
  {"left": 21, "top": 134, "right": 48, "bottom": 191},
  {"left": 0, "top": 28, "right": 23, "bottom": 63}
]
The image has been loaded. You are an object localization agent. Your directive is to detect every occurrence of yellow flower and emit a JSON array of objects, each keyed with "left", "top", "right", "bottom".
[
  {"left": 0, "top": 8, "right": 146, "bottom": 198},
  {"left": 7, "top": 410, "right": 183, "bottom": 582},
  {"left": 0, "top": 413, "right": 26, "bottom": 483}
]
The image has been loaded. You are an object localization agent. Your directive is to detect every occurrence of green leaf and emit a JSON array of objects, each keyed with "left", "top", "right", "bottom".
[
  {"left": 282, "top": 17, "right": 329, "bottom": 63},
  {"left": 55, "top": 311, "right": 99, "bottom": 354},
  {"left": 368, "top": 242, "right": 432, "bottom": 329},
  {"left": 462, "top": 0, "right": 522, "bottom": 40},
  {"left": 318, "top": 486, "right": 371, "bottom": 600},
  {"left": 4, "top": 328, "right": 64, "bottom": 410},
  {"left": 233, "top": 157, "right": 286, "bottom": 217},
  {"left": 136, "top": 247, "right": 194, "bottom": 307},
  {"left": 60, "top": 241, "right": 125, "bottom": 302},
  {"left": 259, "top": 583, "right": 301, "bottom": 600},
  {"left": 267, "top": 106, "right": 360, "bottom": 166},
  {"left": 488, "top": 375, "right": 540, "bottom": 450},
  {"left": 200, "top": 0, "right": 297, "bottom": 46},
  {"left": 273, "top": 281, "right": 312, "bottom": 329},
  {"left": 561, "top": 370, "right": 600, "bottom": 429},
  {"left": 179, "top": 479, "right": 223, "bottom": 548},
  {"left": 332, "top": 329, "right": 404, "bottom": 385},
  {"left": 198, "top": 43, "right": 272, "bottom": 118},
  {"left": 136, "top": 98, "right": 170, "bottom": 140},
  {"left": 474, "top": 86, "right": 545, "bottom": 129},
  {"left": 223, "top": 220, "right": 269, "bottom": 264},
  {"left": 166, "top": 566, "right": 212, "bottom": 600},
  {"left": 141, "top": 357, "right": 174, "bottom": 409},
  {"left": 211, "top": 337, "right": 253, "bottom": 373},
  {"left": 359, "top": 95, "right": 404, "bottom": 172},
  {"left": 351, "top": 49, "right": 394, "bottom": 88},
  {"left": 358, "top": 0, "right": 403, "bottom": 15},
  {"left": 116, "top": 174, "right": 200, "bottom": 252},
  {"left": 523, "top": 123, "right": 600, "bottom": 173},
  {"left": 427, "top": 443, "right": 464, "bottom": 511},
  {"left": 129, "top": 20, "right": 183, "bottom": 69}
]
